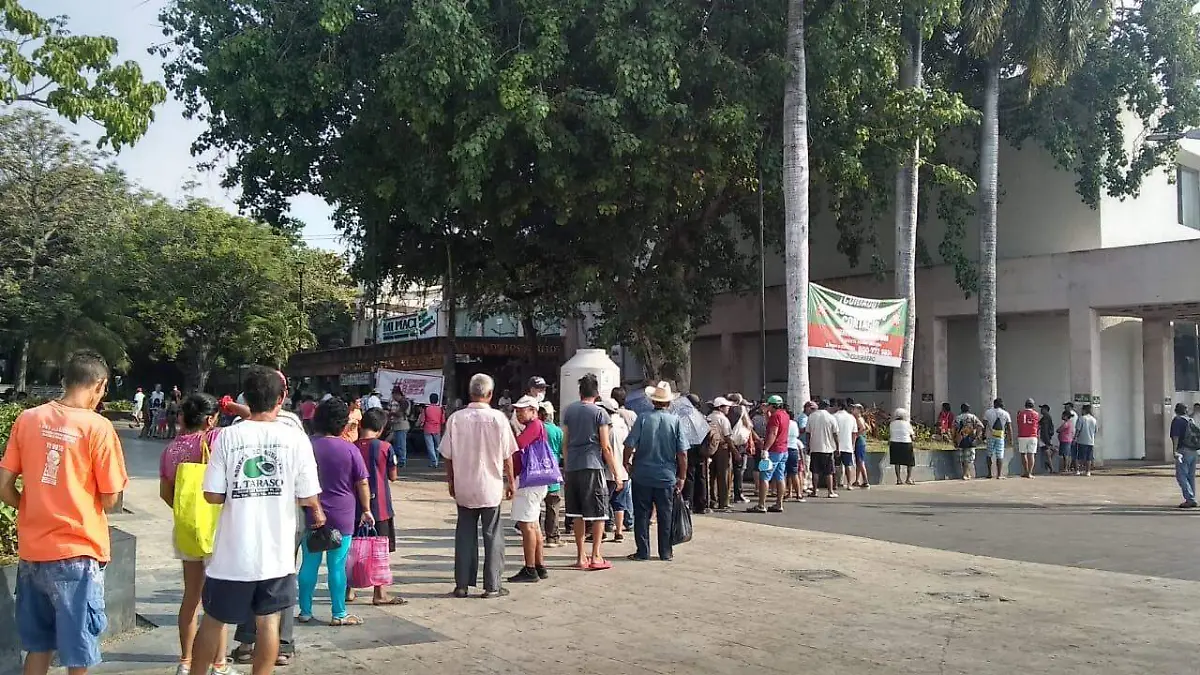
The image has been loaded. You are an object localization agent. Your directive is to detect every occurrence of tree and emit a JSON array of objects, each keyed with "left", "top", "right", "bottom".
[
  {"left": 891, "top": 17, "right": 923, "bottom": 414},
  {"left": 120, "top": 200, "right": 308, "bottom": 392},
  {"left": 961, "top": 0, "right": 1106, "bottom": 407},
  {"left": 0, "top": 0, "right": 165, "bottom": 149},
  {"left": 783, "top": 0, "right": 812, "bottom": 409},
  {"left": 297, "top": 248, "right": 356, "bottom": 351},
  {"left": 0, "top": 109, "right": 133, "bottom": 388}
]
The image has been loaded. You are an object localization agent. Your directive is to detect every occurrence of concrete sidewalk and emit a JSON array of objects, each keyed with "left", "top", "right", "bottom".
[{"left": 97, "top": 434, "right": 1194, "bottom": 674}]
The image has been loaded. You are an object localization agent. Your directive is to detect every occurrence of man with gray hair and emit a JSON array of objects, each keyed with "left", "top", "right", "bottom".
[{"left": 440, "top": 373, "right": 517, "bottom": 599}]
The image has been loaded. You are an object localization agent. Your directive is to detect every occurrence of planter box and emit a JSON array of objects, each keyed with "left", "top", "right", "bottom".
[
  {"left": 866, "top": 447, "right": 1060, "bottom": 484},
  {"left": 0, "top": 527, "right": 137, "bottom": 674}
]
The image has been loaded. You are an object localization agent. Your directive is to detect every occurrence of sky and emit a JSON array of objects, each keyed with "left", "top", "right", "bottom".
[{"left": 25, "top": 0, "right": 345, "bottom": 252}]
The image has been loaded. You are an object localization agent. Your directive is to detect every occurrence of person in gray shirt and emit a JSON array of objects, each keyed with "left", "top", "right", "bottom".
[{"left": 561, "top": 374, "right": 620, "bottom": 571}]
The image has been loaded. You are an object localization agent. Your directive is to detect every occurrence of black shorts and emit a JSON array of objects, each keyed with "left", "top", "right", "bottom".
[
  {"left": 564, "top": 469, "right": 608, "bottom": 521},
  {"left": 202, "top": 575, "right": 296, "bottom": 625},
  {"left": 810, "top": 452, "right": 836, "bottom": 477},
  {"left": 377, "top": 518, "right": 397, "bottom": 553}
]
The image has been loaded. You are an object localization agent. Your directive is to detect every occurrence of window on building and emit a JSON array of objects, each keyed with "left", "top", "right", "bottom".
[
  {"left": 1174, "top": 321, "right": 1199, "bottom": 392},
  {"left": 1178, "top": 166, "right": 1200, "bottom": 229}
]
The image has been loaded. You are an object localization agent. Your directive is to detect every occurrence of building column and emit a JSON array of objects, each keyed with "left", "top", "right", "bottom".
[
  {"left": 921, "top": 317, "right": 949, "bottom": 424},
  {"left": 1143, "top": 319, "right": 1174, "bottom": 462},
  {"left": 1069, "top": 305, "right": 1104, "bottom": 462},
  {"left": 720, "top": 332, "right": 740, "bottom": 395},
  {"left": 811, "top": 357, "right": 836, "bottom": 400}
]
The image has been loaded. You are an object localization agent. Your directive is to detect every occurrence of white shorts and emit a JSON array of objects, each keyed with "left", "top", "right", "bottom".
[
  {"left": 1017, "top": 437, "right": 1038, "bottom": 455},
  {"left": 511, "top": 485, "right": 548, "bottom": 524}
]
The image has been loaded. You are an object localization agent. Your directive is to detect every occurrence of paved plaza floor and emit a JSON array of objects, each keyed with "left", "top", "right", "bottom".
[{"left": 94, "top": 431, "right": 1198, "bottom": 674}]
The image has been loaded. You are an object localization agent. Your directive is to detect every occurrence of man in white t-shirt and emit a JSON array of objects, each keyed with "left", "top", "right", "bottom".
[
  {"left": 132, "top": 388, "right": 145, "bottom": 426},
  {"left": 833, "top": 400, "right": 857, "bottom": 491},
  {"left": 982, "top": 398, "right": 1013, "bottom": 479},
  {"left": 806, "top": 400, "right": 840, "bottom": 498},
  {"left": 362, "top": 390, "right": 383, "bottom": 411},
  {"left": 189, "top": 365, "right": 323, "bottom": 675}
]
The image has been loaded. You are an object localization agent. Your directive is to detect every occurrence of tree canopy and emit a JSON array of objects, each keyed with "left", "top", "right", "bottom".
[{"left": 1, "top": 0, "right": 166, "bottom": 149}]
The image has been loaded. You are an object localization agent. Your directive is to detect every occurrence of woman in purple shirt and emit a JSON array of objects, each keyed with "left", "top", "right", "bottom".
[{"left": 298, "top": 398, "right": 374, "bottom": 626}]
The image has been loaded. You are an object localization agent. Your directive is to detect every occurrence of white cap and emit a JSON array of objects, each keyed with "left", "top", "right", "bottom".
[
  {"left": 513, "top": 395, "right": 540, "bottom": 409},
  {"left": 713, "top": 396, "right": 732, "bottom": 407}
]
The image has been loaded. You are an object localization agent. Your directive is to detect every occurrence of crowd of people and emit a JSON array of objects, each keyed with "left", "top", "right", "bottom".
[{"left": 12, "top": 348, "right": 1200, "bottom": 675}]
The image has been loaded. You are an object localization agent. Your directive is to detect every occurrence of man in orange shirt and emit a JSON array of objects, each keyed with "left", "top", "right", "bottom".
[{"left": 0, "top": 350, "right": 128, "bottom": 675}]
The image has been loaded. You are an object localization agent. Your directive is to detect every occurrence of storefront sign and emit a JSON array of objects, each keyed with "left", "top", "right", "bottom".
[
  {"left": 339, "top": 372, "right": 372, "bottom": 387},
  {"left": 378, "top": 305, "right": 441, "bottom": 343},
  {"left": 375, "top": 369, "right": 443, "bottom": 404},
  {"left": 807, "top": 283, "right": 908, "bottom": 367}
]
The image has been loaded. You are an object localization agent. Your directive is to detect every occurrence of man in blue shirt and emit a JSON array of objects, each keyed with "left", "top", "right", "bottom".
[
  {"left": 624, "top": 381, "right": 688, "bottom": 561},
  {"left": 1170, "top": 403, "right": 1199, "bottom": 508}
]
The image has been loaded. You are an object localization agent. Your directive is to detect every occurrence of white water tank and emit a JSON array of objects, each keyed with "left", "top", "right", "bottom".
[{"left": 559, "top": 349, "right": 621, "bottom": 411}]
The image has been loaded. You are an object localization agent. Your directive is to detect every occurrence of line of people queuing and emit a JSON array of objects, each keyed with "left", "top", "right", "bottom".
[{"left": 941, "top": 398, "right": 1098, "bottom": 480}]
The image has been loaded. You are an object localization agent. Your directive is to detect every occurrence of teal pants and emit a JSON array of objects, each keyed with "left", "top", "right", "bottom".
[{"left": 298, "top": 533, "right": 353, "bottom": 620}]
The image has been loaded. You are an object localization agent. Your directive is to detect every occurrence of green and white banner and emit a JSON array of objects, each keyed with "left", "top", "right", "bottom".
[{"left": 807, "top": 283, "right": 908, "bottom": 367}]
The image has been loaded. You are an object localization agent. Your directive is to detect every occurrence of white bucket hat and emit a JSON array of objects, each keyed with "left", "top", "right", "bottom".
[{"left": 645, "top": 381, "right": 675, "bottom": 404}]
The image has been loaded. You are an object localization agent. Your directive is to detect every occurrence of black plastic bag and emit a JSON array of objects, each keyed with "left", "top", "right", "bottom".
[
  {"left": 671, "top": 491, "right": 693, "bottom": 545},
  {"left": 305, "top": 524, "right": 343, "bottom": 553}
]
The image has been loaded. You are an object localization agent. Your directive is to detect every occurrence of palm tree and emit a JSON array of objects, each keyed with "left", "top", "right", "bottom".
[
  {"left": 962, "top": 0, "right": 1104, "bottom": 407},
  {"left": 783, "top": 0, "right": 811, "bottom": 409},
  {"left": 892, "top": 18, "right": 924, "bottom": 413}
]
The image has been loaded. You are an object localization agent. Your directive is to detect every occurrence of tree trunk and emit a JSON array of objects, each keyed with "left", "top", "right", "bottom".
[
  {"left": 977, "top": 57, "right": 1001, "bottom": 409},
  {"left": 783, "top": 0, "right": 811, "bottom": 411},
  {"left": 521, "top": 311, "right": 539, "bottom": 367},
  {"left": 181, "top": 345, "right": 213, "bottom": 394},
  {"left": 635, "top": 329, "right": 692, "bottom": 394},
  {"left": 442, "top": 255, "right": 457, "bottom": 405},
  {"left": 14, "top": 338, "right": 29, "bottom": 392},
  {"left": 892, "top": 19, "right": 923, "bottom": 414}
]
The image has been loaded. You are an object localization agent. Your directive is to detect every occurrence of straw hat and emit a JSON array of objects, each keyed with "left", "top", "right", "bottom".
[{"left": 645, "top": 381, "right": 675, "bottom": 404}]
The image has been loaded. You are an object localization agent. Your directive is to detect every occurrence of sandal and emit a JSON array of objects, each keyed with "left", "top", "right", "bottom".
[
  {"left": 296, "top": 615, "right": 313, "bottom": 624},
  {"left": 329, "top": 615, "right": 363, "bottom": 626},
  {"left": 275, "top": 653, "right": 291, "bottom": 667},
  {"left": 588, "top": 559, "right": 613, "bottom": 571},
  {"left": 231, "top": 644, "right": 254, "bottom": 665},
  {"left": 612, "top": 533, "right": 625, "bottom": 543},
  {"left": 571, "top": 557, "right": 593, "bottom": 570},
  {"left": 373, "top": 596, "right": 408, "bottom": 606}
]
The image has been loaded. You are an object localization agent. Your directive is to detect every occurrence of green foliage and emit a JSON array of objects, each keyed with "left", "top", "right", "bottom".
[
  {"left": 0, "top": 0, "right": 165, "bottom": 149},
  {"left": 0, "top": 402, "right": 21, "bottom": 562}
]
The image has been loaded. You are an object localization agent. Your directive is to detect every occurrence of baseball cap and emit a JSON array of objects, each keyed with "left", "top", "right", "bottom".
[
  {"left": 513, "top": 395, "right": 540, "bottom": 409},
  {"left": 528, "top": 376, "right": 548, "bottom": 389},
  {"left": 767, "top": 394, "right": 784, "bottom": 406},
  {"left": 713, "top": 396, "right": 732, "bottom": 407},
  {"left": 1025, "top": 398, "right": 1035, "bottom": 407}
]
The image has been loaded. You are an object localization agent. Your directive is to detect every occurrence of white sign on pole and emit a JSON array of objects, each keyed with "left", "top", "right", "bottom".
[{"left": 375, "top": 369, "right": 443, "bottom": 404}]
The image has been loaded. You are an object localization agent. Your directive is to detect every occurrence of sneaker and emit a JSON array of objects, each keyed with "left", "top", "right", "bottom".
[
  {"left": 767, "top": 505, "right": 784, "bottom": 513},
  {"left": 535, "top": 565, "right": 549, "bottom": 580},
  {"left": 1075, "top": 471, "right": 1082, "bottom": 476},
  {"left": 210, "top": 666, "right": 241, "bottom": 675},
  {"left": 507, "top": 567, "right": 540, "bottom": 583},
  {"left": 746, "top": 505, "right": 767, "bottom": 513},
  {"left": 796, "top": 496, "right": 806, "bottom": 503},
  {"left": 482, "top": 587, "right": 510, "bottom": 599},
  {"left": 862, "top": 483, "right": 870, "bottom": 489},
  {"left": 175, "top": 665, "right": 190, "bottom": 675},
  {"left": 1085, "top": 471, "right": 1092, "bottom": 477}
]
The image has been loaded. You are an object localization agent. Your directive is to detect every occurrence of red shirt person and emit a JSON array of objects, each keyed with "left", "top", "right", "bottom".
[{"left": 1014, "top": 399, "right": 1041, "bottom": 478}]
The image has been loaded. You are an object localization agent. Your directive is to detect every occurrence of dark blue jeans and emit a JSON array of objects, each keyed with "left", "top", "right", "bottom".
[{"left": 632, "top": 482, "right": 675, "bottom": 561}]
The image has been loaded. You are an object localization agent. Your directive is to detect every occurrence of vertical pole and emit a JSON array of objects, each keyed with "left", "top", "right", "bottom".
[
  {"left": 758, "top": 157, "right": 768, "bottom": 399},
  {"left": 298, "top": 263, "right": 305, "bottom": 351}
]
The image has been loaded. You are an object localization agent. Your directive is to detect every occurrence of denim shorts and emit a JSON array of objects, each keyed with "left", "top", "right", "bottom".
[
  {"left": 608, "top": 480, "right": 633, "bottom": 514},
  {"left": 16, "top": 557, "right": 107, "bottom": 668},
  {"left": 1074, "top": 444, "right": 1095, "bottom": 463},
  {"left": 785, "top": 449, "right": 801, "bottom": 476},
  {"left": 838, "top": 450, "right": 854, "bottom": 467},
  {"left": 986, "top": 438, "right": 1005, "bottom": 459},
  {"left": 761, "top": 452, "right": 789, "bottom": 482},
  {"left": 854, "top": 436, "right": 867, "bottom": 463}
]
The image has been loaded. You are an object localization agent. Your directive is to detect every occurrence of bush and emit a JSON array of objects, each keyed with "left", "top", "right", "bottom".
[
  {"left": 0, "top": 403, "right": 21, "bottom": 564},
  {"left": 105, "top": 400, "right": 134, "bottom": 413}
]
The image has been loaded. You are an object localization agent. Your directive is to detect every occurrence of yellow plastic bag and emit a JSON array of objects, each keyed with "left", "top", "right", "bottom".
[{"left": 173, "top": 435, "right": 221, "bottom": 558}]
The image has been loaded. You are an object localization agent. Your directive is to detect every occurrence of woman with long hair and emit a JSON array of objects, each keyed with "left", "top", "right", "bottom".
[{"left": 159, "top": 393, "right": 237, "bottom": 675}]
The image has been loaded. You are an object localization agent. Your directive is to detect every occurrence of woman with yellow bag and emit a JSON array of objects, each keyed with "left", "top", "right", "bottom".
[{"left": 159, "top": 393, "right": 239, "bottom": 675}]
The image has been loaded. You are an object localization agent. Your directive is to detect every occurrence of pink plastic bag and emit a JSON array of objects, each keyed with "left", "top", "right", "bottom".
[{"left": 347, "top": 530, "right": 393, "bottom": 589}]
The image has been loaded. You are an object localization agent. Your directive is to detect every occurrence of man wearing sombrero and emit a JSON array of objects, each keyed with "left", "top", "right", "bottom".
[{"left": 624, "top": 381, "right": 688, "bottom": 561}]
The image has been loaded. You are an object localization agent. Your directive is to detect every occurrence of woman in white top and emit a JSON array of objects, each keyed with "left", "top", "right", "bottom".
[
  {"left": 785, "top": 414, "right": 805, "bottom": 501},
  {"left": 889, "top": 408, "right": 916, "bottom": 485}
]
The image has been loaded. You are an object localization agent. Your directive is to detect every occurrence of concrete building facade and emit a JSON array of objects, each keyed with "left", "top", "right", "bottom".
[{"left": 691, "top": 134, "right": 1200, "bottom": 464}]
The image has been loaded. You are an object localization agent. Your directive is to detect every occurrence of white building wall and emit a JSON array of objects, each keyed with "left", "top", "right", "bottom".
[
  {"left": 756, "top": 138, "right": 1106, "bottom": 287},
  {"left": 946, "top": 314, "right": 1070, "bottom": 419}
]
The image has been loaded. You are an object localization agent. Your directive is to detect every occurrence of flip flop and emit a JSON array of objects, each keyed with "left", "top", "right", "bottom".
[
  {"left": 373, "top": 596, "right": 408, "bottom": 606},
  {"left": 588, "top": 559, "right": 613, "bottom": 571},
  {"left": 329, "top": 615, "right": 363, "bottom": 626},
  {"left": 571, "top": 557, "right": 593, "bottom": 570}
]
